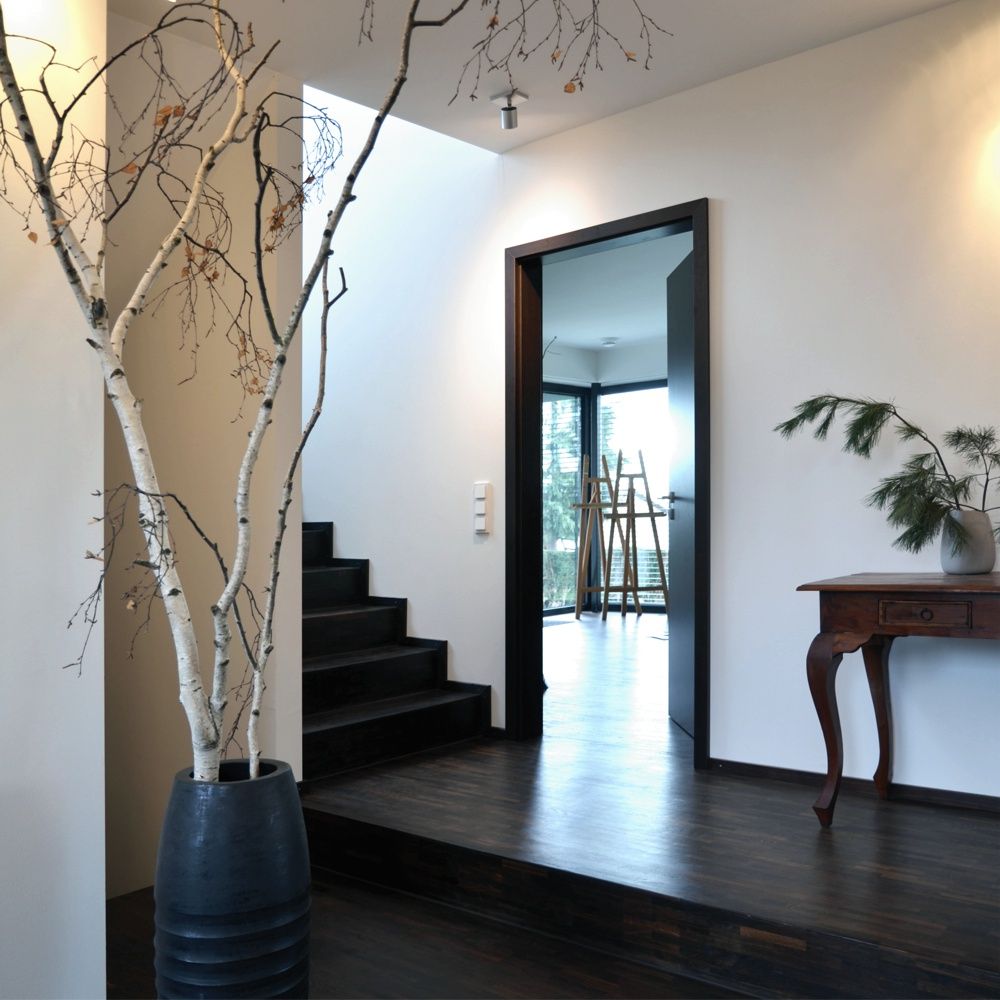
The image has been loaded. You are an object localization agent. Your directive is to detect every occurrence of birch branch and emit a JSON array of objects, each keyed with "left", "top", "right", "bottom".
[
  {"left": 247, "top": 260, "right": 345, "bottom": 777},
  {"left": 0, "top": 2, "right": 245, "bottom": 780},
  {"left": 131, "top": 485, "right": 260, "bottom": 667},
  {"left": 0, "top": 11, "right": 89, "bottom": 313},
  {"left": 215, "top": 0, "right": 430, "bottom": 771},
  {"left": 3, "top": 0, "right": 663, "bottom": 784},
  {"left": 108, "top": 1, "right": 252, "bottom": 361}
]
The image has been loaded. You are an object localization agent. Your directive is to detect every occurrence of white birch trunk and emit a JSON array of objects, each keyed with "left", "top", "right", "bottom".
[
  {"left": 0, "top": 2, "right": 244, "bottom": 781},
  {"left": 1, "top": 0, "right": 473, "bottom": 783},
  {"left": 242, "top": 0, "right": 443, "bottom": 775}
]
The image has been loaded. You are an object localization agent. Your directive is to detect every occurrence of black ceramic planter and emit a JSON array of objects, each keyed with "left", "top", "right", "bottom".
[{"left": 154, "top": 759, "right": 310, "bottom": 998}]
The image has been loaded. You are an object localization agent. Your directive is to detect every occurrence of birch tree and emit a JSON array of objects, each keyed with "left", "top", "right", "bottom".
[{"left": 0, "top": 0, "right": 662, "bottom": 781}]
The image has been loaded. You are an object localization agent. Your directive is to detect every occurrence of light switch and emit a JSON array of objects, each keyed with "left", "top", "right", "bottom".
[{"left": 473, "top": 481, "right": 491, "bottom": 535}]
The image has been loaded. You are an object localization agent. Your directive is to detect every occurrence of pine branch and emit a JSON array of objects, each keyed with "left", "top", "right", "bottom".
[
  {"left": 775, "top": 395, "right": 962, "bottom": 506},
  {"left": 777, "top": 395, "right": 1000, "bottom": 554}
]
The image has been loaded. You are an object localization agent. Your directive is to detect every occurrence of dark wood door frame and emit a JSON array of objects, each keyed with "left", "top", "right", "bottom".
[{"left": 504, "top": 199, "right": 711, "bottom": 768}]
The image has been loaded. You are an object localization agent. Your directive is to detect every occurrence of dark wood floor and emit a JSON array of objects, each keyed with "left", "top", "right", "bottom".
[
  {"left": 107, "top": 874, "right": 743, "bottom": 999},
  {"left": 110, "top": 612, "right": 1000, "bottom": 997},
  {"left": 304, "top": 612, "right": 1000, "bottom": 986},
  {"left": 108, "top": 612, "right": 736, "bottom": 999}
]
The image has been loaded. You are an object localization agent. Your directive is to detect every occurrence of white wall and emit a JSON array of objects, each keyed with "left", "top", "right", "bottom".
[
  {"left": 543, "top": 341, "right": 599, "bottom": 385},
  {"left": 0, "top": 3, "right": 107, "bottom": 997},
  {"left": 305, "top": 0, "right": 1000, "bottom": 795},
  {"left": 543, "top": 338, "right": 669, "bottom": 385},
  {"left": 597, "top": 339, "right": 667, "bottom": 385},
  {"left": 104, "top": 15, "right": 303, "bottom": 897}
]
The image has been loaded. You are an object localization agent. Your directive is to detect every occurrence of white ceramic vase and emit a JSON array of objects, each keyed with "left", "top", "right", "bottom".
[{"left": 940, "top": 509, "right": 997, "bottom": 574}]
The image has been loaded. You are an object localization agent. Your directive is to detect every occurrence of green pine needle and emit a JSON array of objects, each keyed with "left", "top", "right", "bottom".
[{"left": 776, "top": 394, "right": 998, "bottom": 554}]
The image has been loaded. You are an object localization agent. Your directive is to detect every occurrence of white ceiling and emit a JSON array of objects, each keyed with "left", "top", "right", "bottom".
[
  {"left": 111, "top": 0, "right": 956, "bottom": 153},
  {"left": 542, "top": 231, "right": 692, "bottom": 352}
]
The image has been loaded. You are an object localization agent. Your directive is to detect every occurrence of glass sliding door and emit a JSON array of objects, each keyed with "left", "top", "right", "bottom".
[
  {"left": 542, "top": 389, "right": 584, "bottom": 612},
  {"left": 598, "top": 385, "right": 671, "bottom": 609}
]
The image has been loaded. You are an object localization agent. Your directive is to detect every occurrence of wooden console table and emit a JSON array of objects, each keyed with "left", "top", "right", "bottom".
[{"left": 798, "top": 573, "right": 1000, "bottom": 827}]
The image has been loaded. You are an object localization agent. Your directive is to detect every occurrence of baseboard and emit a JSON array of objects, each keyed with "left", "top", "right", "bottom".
[
  {"left": 488, "top": 726, "right": 507, "bottom": 739},
  {"left": 708, "top": 758, "right": 1000, "bottom": 814}
]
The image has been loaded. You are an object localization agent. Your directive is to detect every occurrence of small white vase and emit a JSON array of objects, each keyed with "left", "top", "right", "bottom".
[{"left": 940, "top": 510, "right": 997, "bottom": 574}]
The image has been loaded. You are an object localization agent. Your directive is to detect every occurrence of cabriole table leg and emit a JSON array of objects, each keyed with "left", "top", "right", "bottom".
[
  {"left": 861, "top": 635, "right": 895, "bottom": 799},
  {"left": 806, "top": 631, "right": 845, "bottom": 827}
]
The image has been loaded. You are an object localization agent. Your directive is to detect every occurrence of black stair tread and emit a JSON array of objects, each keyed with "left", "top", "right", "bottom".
[
  {"left": 304, "top": 644, "right": 432, "bottom": 671},
  {"left": 303, "top": 603, "right": 397, "bottom": 620},
  {"left": 303, "top": 560, "right": 366, "bottom": 572},
  {"left": 303, "top": 689, "right": 478, "bottom": 733}
]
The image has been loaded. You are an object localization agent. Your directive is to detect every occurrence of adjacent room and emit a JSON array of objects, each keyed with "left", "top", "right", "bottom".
[{"left": 540, "top": 232, "right": 685, "bottom": 753}]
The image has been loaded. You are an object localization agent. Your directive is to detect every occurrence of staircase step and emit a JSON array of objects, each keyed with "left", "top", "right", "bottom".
[
  {"left": 304, "top": 688, "right": 476, "bottom": 731},
  {"left": 302, "top": 524, "right": 333, "bottom": 567},
  {"left": 303, "top": 601, "right": 405, "bottom": 657},
  {"left": 303, "top": 560, "right": 369, "bottom": 609},
  {"left": 303, "top": 643, "right": 444, "bottom": 711},
  {"left": 303, "top": 686, "right": 490, "bottom": 779}
]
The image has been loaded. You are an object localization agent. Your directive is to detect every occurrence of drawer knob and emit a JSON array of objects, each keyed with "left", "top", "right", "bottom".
[{"left": 920, "top": 608, "right": 934, "bottom": 621}]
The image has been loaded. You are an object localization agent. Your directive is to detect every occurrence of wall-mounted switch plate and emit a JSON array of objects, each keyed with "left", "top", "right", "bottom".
[{"left": 473, "top": 481, "right": 491, "bottom": 535}]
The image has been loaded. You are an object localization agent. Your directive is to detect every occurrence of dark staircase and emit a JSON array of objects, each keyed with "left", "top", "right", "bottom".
[{"left": 301, "top": 522, "right": 490, "bottom": 779}]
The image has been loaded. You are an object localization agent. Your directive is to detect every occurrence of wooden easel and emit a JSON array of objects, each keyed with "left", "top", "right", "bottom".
[
  {"left": 600, "top": 449, "right": 669, "bottom": 619},
  {"left": 570, "top": 455, "right": 610, "bottom": 618}
]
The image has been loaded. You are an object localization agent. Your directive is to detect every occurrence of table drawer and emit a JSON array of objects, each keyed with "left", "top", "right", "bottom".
[{"left": 878, "top": 600, "right": 971, "bottom": 628}]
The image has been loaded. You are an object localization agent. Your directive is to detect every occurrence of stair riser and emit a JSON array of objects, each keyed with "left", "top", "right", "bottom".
[
  {"left": 302, "top": 528, "right": 332, "bottom": 567},
  {"left": 304, "top": 651, "right": 442, "bottom": 712},
  {"left": 303, "top": 606, "right": 404, "bottom": 657},
  {"left": 303, "top": 695, "right": 488, "bottom": 779},
  {"left": 303, "top": 566, "right": 368, "bottom": 609}
]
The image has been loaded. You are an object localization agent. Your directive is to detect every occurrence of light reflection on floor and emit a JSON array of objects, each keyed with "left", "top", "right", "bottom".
[
  {"left": 529, "top": 610, "right": 685, "bottom": 875},
  {"left": 543, "top": 610, "right": 670, "bottom": 749}
]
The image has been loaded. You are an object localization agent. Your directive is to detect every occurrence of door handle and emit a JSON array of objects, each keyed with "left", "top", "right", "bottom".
[{"left": 659, "top": 492, "right": 677, "bottom": 520}]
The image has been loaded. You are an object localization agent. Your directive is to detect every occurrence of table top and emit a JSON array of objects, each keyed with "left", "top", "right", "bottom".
[{"left": 798, "top": 572, "right": 1000, "bottom": 594}]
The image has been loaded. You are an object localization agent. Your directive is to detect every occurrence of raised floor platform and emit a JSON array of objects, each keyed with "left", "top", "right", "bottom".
[
  {"left": 110, "top": 612, "right": 1000, "bottom": 998},
  {"left": 303, "top": 611, "right": 999, "bottom": 998},
  {"left": 303, "top": 734, "right": 1000, "bottom": 998},
  {"left": 108, "top": 872, "right": 740, "bottom": 999}
]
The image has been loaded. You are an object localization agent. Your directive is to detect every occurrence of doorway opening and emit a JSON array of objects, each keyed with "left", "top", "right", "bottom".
[
  {"left": 542, "top": 375, "right": 672, "bottom": 750},
  {"left": 505, "top": 201, "right": 710, "bottom": 768}
]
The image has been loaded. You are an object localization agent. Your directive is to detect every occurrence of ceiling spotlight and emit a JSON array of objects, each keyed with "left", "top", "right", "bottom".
[
  {"left": 491, "top": 89, "right": 529, "bottom": 130},
  {"left": 601, "top": 338, "right": 619, "bottom": 349}
]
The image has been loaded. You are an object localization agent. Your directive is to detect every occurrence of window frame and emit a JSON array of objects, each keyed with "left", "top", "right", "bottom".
[
  {"left": 541, "top": 382, "right": 591, "bottom": 615},
  {"left": 540, "top": 378, "right": 669, "bottom": 614}
]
